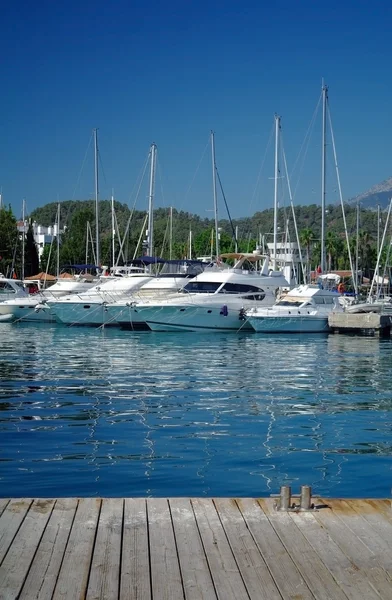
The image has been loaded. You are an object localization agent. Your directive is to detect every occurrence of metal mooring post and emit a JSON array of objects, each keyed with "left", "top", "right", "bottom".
[
  {"left": 279, "top": 486, "right": 291, "bottom": 510},
  {"left": 300, "top": 485, "right": 312, "bottom": 510}
]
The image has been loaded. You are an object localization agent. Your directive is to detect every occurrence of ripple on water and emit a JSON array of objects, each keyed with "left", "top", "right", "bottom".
[{"left": 0, "top": 323, "right": 391, "bottom": 497}]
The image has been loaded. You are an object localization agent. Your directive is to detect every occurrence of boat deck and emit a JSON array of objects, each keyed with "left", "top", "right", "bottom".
[{"left": 0, "top": 497, "right": 391, "bottom": 599}]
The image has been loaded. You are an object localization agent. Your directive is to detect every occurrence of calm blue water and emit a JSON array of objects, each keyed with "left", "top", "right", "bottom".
[{"left": 0, "top": 323, "right": 391, "bottom": 498}]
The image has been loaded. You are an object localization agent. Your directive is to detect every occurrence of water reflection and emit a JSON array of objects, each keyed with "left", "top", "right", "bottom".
[{"left": 0, "top": 323, "right": 391, "bottom": 498}]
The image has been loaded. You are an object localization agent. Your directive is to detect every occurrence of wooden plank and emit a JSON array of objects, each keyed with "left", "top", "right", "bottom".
[
  {"left": 290, "top": 507, "right": 391, "bottom": 600},
  {"left": 214, "top": 498, "right": 281, "bottom": 600},
  {"left": 86, "top": 498, "right": 123, "bottom": 600},
  {"left": 53, "top": 498, "right": 101, "bottom": 600},
  {"left": 237, "top": 498, "right": 314, "bottom": 600},
  {"left": 0, "top": 499, "right": 55, "bottom": 600},
  {"left": 368, "top": 499, "right": 392, "bottom": 517},
  {"left": 314, "top": 500, "right": 392, "bottom": 594},
  {"left": 345, "top": 499, "right": 392, "bottom": 550},
  {"left": 0, "top": 499, "right": 33, "bottom": 565},
  {"left": 0, "top": 500, "right": 9, "bottom": 518},
  {"left": 19, "top": 498, "right": 78, "bottom": 600},
  {"left": 191, "top": 498, "right": 249, "bottom": 600},
  {"left": 258, "top": 499, "right": 349, "bottom": 600},
  {"left": 170, "top": 498, "right": 217, "bottom": 600},
  {"left": 322, "top": 499, "right": 392, "bottom": 570},
  {"left": 147, "top": 498, "right": 184, "bottom": 600},
  {"left": 120, "top": 498, "right": 150, "bottom": 600}
]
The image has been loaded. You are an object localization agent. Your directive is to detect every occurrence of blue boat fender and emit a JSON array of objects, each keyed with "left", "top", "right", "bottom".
[{"left": 220, "top": 305, "right": 228, "bottom": 316}]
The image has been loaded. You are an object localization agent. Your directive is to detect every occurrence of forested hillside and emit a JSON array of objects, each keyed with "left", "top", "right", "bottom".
[
  {"left": 30, "top": 199, "right": 381, "bottom": 245},
  {"left": 0, "top": 199, "right": 385, "bottom": 279}
]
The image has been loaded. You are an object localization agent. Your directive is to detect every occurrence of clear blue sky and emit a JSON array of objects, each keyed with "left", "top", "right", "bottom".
[{"left": 1, "top": 0, "right": 391, "bottom": 220}]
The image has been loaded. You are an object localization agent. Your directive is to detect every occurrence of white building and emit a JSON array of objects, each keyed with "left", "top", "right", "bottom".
[
  {"left": 267, "top": 241, "right": 302, "bottom": 286},
  {"left": 17, "top": 220, "right": 64, "bottom": 259}
]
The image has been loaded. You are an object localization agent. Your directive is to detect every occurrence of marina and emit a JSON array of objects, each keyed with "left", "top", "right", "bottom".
[{"left": 0, "top": 495, "right": 391, "bottom": 599}]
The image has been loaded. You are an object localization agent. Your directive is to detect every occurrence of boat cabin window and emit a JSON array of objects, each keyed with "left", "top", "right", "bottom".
[
  {"left": 275, "top": 300, "right": 303, "bottom": 307},
  {"left": 182, "top": 281, "right": 221, "bottom": 293},
  {"left": 0, "top": 281, "right": 22, "bottom": 294},
  {"left": 220, "top": 283, "right": 264, "bottom": 294}
]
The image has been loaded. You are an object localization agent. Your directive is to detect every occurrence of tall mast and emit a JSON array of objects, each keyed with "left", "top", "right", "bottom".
[
  {"left": 93, "top": 128, "right": 100, "bottom": 268},
  {"left": 111, "top": 192, "right": 115, "bottom": 270},
  {"left": 376, "top": 204, "right": 380, "bottom": 295},
  {"left": 355, "top": 200, "right": 360, "bottom": 291},
  {"left": 273, "top": 114, "right": 280, "bottom": 271},
  {"left": 56, "top": 202, "right": 60, "bottom": 278},
  {"left": 321, "top": 82, "right": 328, "bottom": 274},
  {"left": 147, "top": 143, "right": 157, "bottom": 256},
  {"left": 169, "top": 206, "right": 173, "bottom": 260},
  {"left": 21, "top": 199, "right": 25, "bottom": 280},
  {"left": 211, "top": 131, "right": 219, "bottom": 259}
]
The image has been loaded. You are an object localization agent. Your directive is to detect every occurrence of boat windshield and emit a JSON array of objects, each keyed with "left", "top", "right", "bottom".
[
  {"left": 275, "top": 300, "right": 303, "bottom": 307},
  {"left": 182, "top": 281, "right": 222, "bottom": 293},
  {"left": 0, "top": 281, "right": 23, "bottom": 294}
]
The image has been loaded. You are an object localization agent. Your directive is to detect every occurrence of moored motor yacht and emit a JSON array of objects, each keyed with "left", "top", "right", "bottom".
[
  {"left": 46, "top": 258, "right": 206, "bottom": 326},
  {"left": 119, "top": 253, "right": 289, "bottom": 332},
  {"left": 245, "top": 283, "right": 342, "bottom": 333}
]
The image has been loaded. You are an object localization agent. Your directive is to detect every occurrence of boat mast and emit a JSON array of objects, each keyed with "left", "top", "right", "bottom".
[
  {"left": 111, "top": 192, "right": 115, "bottom": 270},
  {"left": 376, "top": 204, "right": 380, "bottom": 296},
  {"left": 321, "top": 82, "right": 328, "bottom": 274},
  {"left": 211, "top": 131, "right": 219, "bottom": 259},
  {"left": 169, "top": 206, "right": 173, "bottom": 260},
  {"left": 355, "top": 200, "right": 360, "bottom": 292},
  {"left": 147, "top": 143, "right": 157, "bottom": 256},
  {"left": 21, "top": 198, "right": 25, "bottom": 281},
  {"left": 93, "top": 128, "right": 100, "bottom": 269},
  {"left": 273, "top": 114, "right": 280, "bottom": 271},
  {"left": 56, "top": 202, "right": 60, "bottom": 278}
]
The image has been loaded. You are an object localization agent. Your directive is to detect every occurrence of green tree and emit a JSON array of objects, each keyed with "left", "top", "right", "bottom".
[
  {"left": 25, "top": 222, "right": 40, "bottom": 276},
  {"left": 325, "top": 231, "right": 343, "bottom": 272},
  {"left": 59, "top": 207, "right": 95, "bottom": 266},
  {"left": 299, "top": 227, "right": 315, "bottom": 277},
  {"left": 0, "top": 206, "right": 18, "bottom": 277}
]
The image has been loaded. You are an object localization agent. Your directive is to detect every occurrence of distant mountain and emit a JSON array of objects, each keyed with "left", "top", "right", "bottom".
[{"left": 347, "top": 177, "right": 392, "bottom": 209}]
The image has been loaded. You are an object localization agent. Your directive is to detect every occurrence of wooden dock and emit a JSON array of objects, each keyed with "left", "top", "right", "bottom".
[{"left": 0, "top": 497, "right": 391, "bottom": 599}]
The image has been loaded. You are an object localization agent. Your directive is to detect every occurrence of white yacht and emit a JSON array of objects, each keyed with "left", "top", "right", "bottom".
[
  {"left": 0, "top": 271, "right": 111, "bottom": 323},
  {"left": 106, "top": 259, "right": 213, "bottom": 329},
  {"left": 0, "top": 277, "right": 30, "bottom": 321},
  {"left": 47, "top": 259, "right": 206, "bottom": 326},
  {"left": 245, "top": 284, "right": 342, "bottom": 333},
  {"left": 120, "top": 253, "right": 289, "bottom": 332}
]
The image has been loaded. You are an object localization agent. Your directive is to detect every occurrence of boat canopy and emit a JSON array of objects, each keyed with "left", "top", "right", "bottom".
[{"left": 132, "top": 256, "right": 166, "bottom": 265}]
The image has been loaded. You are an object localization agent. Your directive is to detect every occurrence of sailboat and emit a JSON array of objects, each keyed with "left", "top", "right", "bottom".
[{"left": 245, "top": 89, "right": 345, "bottom": 333}]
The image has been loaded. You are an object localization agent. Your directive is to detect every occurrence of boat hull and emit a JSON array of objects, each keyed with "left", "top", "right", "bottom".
[
  {"left": 0, "top": 302, "right": 55, "bottom": 323},
  {"left": 247, "top": 314, "right": 330, "bottom": 333},
  {"left": 143, "top": 305, "right": 253, "bottom": 332},
  {"left": 49, "top": 302, "right": 120, "bottom": 326}
]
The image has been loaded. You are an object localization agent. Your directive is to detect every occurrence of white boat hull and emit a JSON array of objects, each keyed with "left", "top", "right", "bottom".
[
  {"left": 247, "top": 314, "right": 330, "bottom": 333},
  {"left": 142, "top": 304, "right": 253, "bottom": 331},
  {"left": 0, "top": 301, "right": 55, "bottom": 323},
  {"left": 50, "top": 302, "right": 119, "bottom": 326}
]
